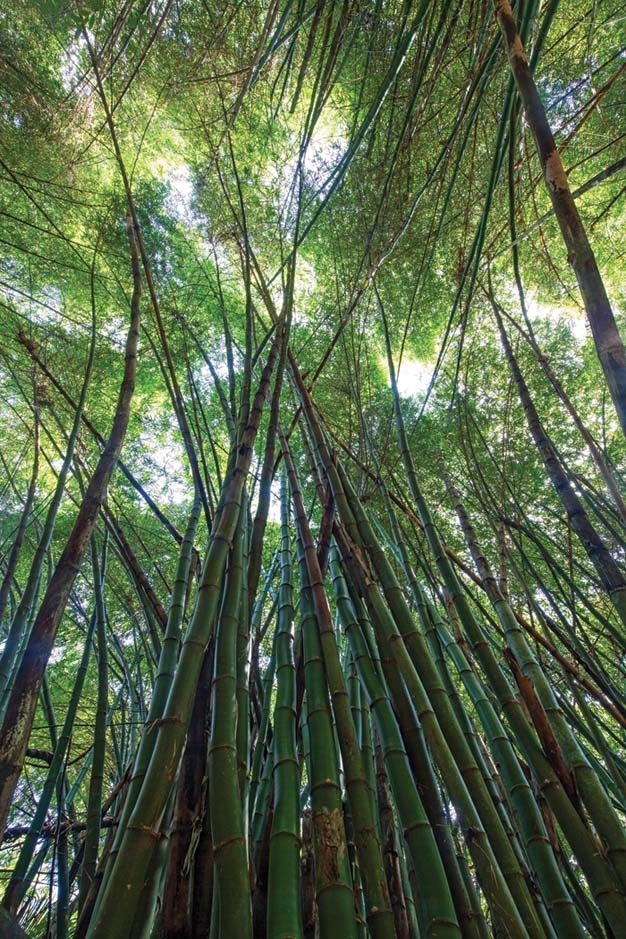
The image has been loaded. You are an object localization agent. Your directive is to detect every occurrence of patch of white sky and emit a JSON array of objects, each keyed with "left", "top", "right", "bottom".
[
  {"left": 393, "top": 357, "right": 434, "bottom": 399},
  {"left": 380, "top": 330, "right": 435, "bottom": 401},
  {"left": 49, "top": 644, "right": 66, "bottom": 665},
  {"left": 157, "top": 164, "right": 241, "bottom": 286},
  {"left": 249, "top": 453, "right": 282, "bottom": 524},
  {"left": 524, "top": 292, "right": 587, "bottom": 342},
  {"left": 1, "top": 281, "right": 63, "bottom": 328},
  {"left": 383, "top": 287, "right": 588, "bottom": 403},
  {"left": 497, "top": 280, "right": 588, "bottom": 343},
  {"left": 138, "top": 423, "right": 189, "bottom": 506},
  {"left": 201, "top": 238, "right": 231, "bottom": 269},
  {"left": 267, "top": 111, "right": 349, "bottom": 216},
  {"left": 59, "top": 33, "right": 92, "bottom": 96},
  {"left": 100, "top": 314, "right": 130, "bottom": 350},
  {"left": 302, "top": 119, "right": 348, "bottom": 187},
  {"left": 267, "top": 480, "right": 281, "bottom": 524},
  {"left": 197, "top": 334, "right": 244, "bottom": 385},
  {"left": 164, "top": 163, "right": 196, "bottom": 222},
  {"left": 258, "top": 119, "right": 349, "bottom": 322},
  {"left": 1, "top": 637, "right": 66, "bottom": 665},
  {"left": 198, "top": 357, "right": 229, "bottom": 387}
]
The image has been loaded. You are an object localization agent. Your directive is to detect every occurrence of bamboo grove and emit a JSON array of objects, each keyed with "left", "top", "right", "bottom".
[{"left": 1, "top": 0, "right": 626, "bottom": 936}]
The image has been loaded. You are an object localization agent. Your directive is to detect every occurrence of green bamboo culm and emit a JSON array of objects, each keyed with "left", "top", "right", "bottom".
[
  {"left": 281, "top": 427, "right": 397, "bottom": 938},
  {"left": 209, "top": 500, "right": 252, "bottom": 939},
  {"left": 86, "top": 326, "right": 282, "bottom": 937},
  {"left": 78, "top": 534, "right": 110, "bottom": 915},
  {"left": 89, "top": 495, "right": 201, "bottom": 921},
  {"left": 266, "top": 467, "right": 303, "bottom": 939},
  {"left": 294, "top": 368, "right": 540, "bottom": 937},
  {"left": 290, "top": 465, "right": 357, "bottom": 937},
  {"left": 329, "top": 547, "right": 462, "bottom": 939}
]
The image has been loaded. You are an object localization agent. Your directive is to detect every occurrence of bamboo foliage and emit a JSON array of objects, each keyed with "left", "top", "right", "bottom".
[{"left": 1, "top": 1, "right": 626, "bottom": 937}]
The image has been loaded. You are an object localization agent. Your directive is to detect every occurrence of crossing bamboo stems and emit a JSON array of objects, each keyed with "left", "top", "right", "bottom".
[
  {"left": 281, "top": 428, "right": 395, "bottom": 939},
  {"left": 493, "top": 0, "right": 626, "bottom": 439},
  {"left": 86, "top": 329, "right": 281, "bottom": 937}
]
